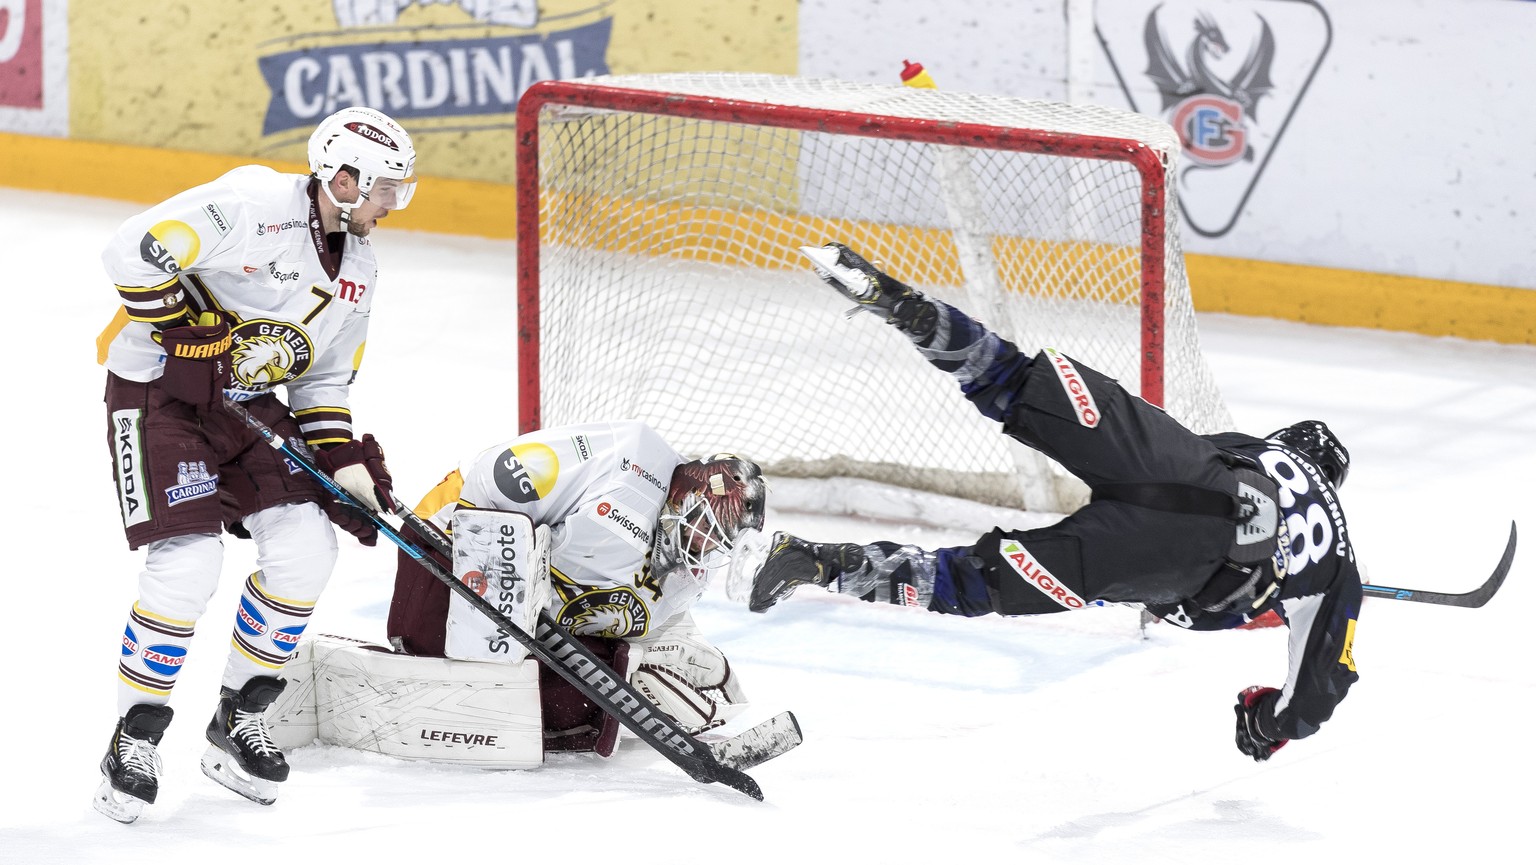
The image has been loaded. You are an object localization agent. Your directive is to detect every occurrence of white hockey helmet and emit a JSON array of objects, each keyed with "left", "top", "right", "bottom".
[
  {"left": 658, "top": 454, "right": 767, "bottom": 572},
  {"left": 308, "top": 106, "right": 418, "bottom": 212}
]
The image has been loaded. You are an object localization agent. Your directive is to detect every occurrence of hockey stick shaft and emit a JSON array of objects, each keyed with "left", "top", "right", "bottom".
[
  {"left": 1361, "top": 521, "right": 1517, "bottom": 608},
  {"left": 222, "top": 400, "right": 764, "bottom": 800}
]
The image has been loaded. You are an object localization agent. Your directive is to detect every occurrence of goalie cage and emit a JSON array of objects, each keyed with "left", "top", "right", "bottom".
[{"left": 515, "top": 72, "right": 1233, "bottom": 514}]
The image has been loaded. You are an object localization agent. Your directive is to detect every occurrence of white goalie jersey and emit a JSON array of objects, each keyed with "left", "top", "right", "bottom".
[
  {"left": 413, "top": 420, "right": 703, "bottom": 641},
  {"left": 96, "top": 165, "right": 376, "bottom": 446}
]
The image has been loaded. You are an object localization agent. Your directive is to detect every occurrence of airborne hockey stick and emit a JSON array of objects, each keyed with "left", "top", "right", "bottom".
[
  {"left": 1361, "top": 521, "right": 1517, "bottom": 608},
  {"left": 222, "top": 400, "right": 768, "bottom": 800}
]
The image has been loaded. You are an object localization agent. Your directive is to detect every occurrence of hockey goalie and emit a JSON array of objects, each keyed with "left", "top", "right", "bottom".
[{"left": 266, "top": 420, "right": 767, "bottom": 768}]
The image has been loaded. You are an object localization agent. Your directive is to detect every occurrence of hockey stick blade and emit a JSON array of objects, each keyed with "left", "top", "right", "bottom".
[
  {"left": 704, "top": 712, "right": 804, "bottom": 772},
  {"left": 222, "top": 400, "right": 766, "bottom": 801},
  {"left": 1362, "top": 521, "right": 1517, "bottom": 608}
]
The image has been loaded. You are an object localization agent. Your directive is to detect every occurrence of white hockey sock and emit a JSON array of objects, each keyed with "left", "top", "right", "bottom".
[{"left": 117, "top": 603, "right": 196, "bottom": 715}]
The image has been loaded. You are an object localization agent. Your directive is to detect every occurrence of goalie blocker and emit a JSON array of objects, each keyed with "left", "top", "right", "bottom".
[{"left": 264, "top": 508, "right": 747, "bottom": 767}]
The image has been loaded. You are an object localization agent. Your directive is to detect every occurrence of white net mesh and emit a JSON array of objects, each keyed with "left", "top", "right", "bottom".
[{"left": 526, "top": 73, "right": 1232, "bottom": 511}]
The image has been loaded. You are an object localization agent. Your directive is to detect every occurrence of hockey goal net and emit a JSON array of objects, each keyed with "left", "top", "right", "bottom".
[{"left": 516, "top": 73, "right": 1232, "bottom": 512}]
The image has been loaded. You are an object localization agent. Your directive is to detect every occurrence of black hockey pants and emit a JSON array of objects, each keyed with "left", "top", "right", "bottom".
[{"left": 930, "top": 347, "right": 1243, "bottom": 616}]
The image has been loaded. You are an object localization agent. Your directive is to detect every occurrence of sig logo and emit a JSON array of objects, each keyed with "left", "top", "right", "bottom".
[
  {"left": 492, "top": 442, "right": 560, "bottom": 503},
  {"left": 139, "top": 220, "right": 200, "bottom": 275}
]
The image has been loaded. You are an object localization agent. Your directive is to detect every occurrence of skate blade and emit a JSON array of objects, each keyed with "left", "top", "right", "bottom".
[
  {"left": 199, "top": 744, "right": 279, "bottom": 806},
  {"left": 797, "top": 245, "right": 874, "bottom": 296},
  {"left": 92, "top": 777, "right": 147, "bottom": 824}
]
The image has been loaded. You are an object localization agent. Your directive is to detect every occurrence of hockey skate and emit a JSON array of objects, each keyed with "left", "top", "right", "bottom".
[
  {"left": 94, "top": 703, "right": 174, "bottom": 824},
  {"left": 201, "top": 676, "right": 289, "bottom": 805},
  {"left": 749, "top": 532, "right": 866, "bottom": 613},
  {"left": 798, "top": 242, "right": 937, "bottom": 337}
]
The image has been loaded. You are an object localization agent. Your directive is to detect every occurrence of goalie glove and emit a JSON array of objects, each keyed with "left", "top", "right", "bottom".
[
  {"left": 1234, "top": 686, "right": 1289, "bottom": 761},
  {"left": 628, "top": 614, "right": 748, "bottom": 735}
]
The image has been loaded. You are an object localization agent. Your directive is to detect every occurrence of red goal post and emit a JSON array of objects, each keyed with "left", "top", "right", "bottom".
[{"left": 514, "top": 73, "right": 1231, "bottom": 512}]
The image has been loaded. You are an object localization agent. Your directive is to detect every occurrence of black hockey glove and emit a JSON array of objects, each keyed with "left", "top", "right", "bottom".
[
  {"left": 152, "top": 311, "right": 232, "bottom": 410},
  {"left": 1234, "top": 686, "right": 1289, "bottom": 761},
  {"left": 315, "top": 434, "right": 396, "bottom": 514}
]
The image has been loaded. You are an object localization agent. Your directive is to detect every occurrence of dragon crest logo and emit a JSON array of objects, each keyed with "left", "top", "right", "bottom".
[
  {"left": 1097, "top": 0, "right": 1332, "bottom": 237},
  {"left": 1146, "top": 8, "right": 1276, "bottom": 167}
]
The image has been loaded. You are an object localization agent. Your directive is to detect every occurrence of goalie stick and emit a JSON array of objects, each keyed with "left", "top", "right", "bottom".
[
  {"left": 703, "top": 712, "right": 804, "bottom": 772},
  {"left": 1361, "top": 521, "right": 1517, "bottom": 608},
  {"left": 222, "top": 400, "right": 778, "bottom": 800}
]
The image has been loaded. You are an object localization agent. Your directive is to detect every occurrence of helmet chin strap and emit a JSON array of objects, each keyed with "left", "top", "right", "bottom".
[{"left": 319, "top": 176, "right": 363, "bottom": 230}]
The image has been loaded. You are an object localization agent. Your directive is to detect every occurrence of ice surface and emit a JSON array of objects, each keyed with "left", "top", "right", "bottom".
[{"left": 2, "top": 188, "right": 1531, "bottom": 863}]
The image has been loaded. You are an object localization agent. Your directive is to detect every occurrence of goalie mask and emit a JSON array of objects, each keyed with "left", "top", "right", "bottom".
[
  {"left": 1268, "top": 420, "right": 1351, "bottom": 489},
  {"left": 657, "top": 454, "right": 767, "bottom": 572},
  {"left": 308, "top": 107, "right": 418, "bottom": 217}
]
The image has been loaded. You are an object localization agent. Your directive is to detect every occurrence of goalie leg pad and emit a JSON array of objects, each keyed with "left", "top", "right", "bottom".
[
  {"left": 269, "top": 634, "right": 544, "bottom": 768},
  {"left": 262, "top": 637, "right": 318, "bottom": 752}
]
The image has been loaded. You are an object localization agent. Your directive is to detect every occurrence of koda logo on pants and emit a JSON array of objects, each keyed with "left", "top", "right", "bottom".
[{"left": 112, "top": 410, "right": 151, "bottom": 528}]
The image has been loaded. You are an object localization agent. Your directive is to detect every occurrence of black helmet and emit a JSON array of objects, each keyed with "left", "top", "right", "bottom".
[{"left": 1268, "top": 420, "right": 1350, "bottom": 488}]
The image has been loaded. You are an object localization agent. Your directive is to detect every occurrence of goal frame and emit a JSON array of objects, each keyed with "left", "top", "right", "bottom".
[{"left": 513, "top": 77, "right": 1172, "bottom": 434}]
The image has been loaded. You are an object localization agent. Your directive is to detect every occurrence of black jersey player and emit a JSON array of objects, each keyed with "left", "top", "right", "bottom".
[{"left": 750, "top": 242, "right": 1362, "bottom": 763}]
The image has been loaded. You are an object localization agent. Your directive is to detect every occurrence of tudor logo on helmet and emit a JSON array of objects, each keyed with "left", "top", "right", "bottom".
[
  {"left": 344, "top": 121, "right": 399, "bottom": 150},
  {"left": 308, "top": 106, "right": 419, "bottom": 216}
]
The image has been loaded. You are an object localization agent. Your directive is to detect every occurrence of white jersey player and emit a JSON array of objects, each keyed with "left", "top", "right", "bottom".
[
  {"left": 94, "top": 106, "right": 416, "bottom": 824},
  {"left": 389, "top": 420, "right": 767, "bottom": 741}
]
